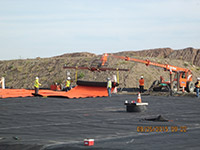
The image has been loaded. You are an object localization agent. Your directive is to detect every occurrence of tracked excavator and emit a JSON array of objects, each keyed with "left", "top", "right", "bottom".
[{"left": 101, "top": 53, "right": 195, "bottom": 93}]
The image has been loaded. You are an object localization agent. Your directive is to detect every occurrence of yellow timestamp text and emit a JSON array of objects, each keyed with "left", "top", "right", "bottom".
[{"left": 137, "top": 126, "right": 187, "bottom": 133}]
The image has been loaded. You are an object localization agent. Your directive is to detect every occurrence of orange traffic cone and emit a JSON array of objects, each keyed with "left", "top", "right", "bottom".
[{"left": 137, "top": 92, "right": 142, "bottom": 103}]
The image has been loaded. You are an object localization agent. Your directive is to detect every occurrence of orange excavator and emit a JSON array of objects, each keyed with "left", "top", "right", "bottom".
[{"left": 101, "top": 53, "right": 195, "bottom": 93}]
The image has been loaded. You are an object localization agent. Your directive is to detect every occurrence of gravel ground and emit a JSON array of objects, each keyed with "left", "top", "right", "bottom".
[{"left": 0, "top": 94, "right": 200, "bottom": 150}]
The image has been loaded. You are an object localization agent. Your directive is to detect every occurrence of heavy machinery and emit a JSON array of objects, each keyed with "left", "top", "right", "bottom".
[{"left": 100, "top": 53, "right": 195, "bottom": 93}]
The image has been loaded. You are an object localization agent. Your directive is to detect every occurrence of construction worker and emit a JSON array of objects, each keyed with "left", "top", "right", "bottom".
[
  {"left": 139, "top": 76, "right": 144, "bottom": 93},
  {"left": 34, "top": 77, "right": 41, "bottom": 95},
  {"left": 65, "top": 77, "right": 71, "bottom": 92},
  {"left": 107, "top": 78, "right": 112, "bottom": 97},
  {"left": 195, "top": 78, "right": 200, "bottom": 98}
]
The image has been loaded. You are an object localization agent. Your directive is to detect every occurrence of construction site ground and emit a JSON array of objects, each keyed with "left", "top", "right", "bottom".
[{"left": 0, "top": 93, "right": 200, "bottom": 150}]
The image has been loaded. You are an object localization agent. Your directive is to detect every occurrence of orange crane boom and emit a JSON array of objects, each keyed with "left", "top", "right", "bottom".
[
  {"left": 101, "top": 53, "right": 194, "bottom": 92},
  {"left": 101, "top": 54, "right": 189, "bottom": 73}
]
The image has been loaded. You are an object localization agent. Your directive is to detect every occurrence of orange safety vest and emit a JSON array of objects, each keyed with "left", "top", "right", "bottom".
[
  {"left": 139, "top": 79, "right": 144, "bottom": 86},
  {"left": 196, "top": 81, "right": 200, "bottom": 88}
]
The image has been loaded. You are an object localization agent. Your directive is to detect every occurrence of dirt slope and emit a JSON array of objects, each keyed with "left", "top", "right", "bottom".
[
  {"left": 167, "top": 47, "right": 200, "bottom": 67},
  {"left": 0, "top": 48, "right": 200, "bottom": 89},
  {"left": 114, "top": 48, "right": 174, "bottom": 58},
  {"left": 114, "top": 47, "right": 200, "bottom": 67}
]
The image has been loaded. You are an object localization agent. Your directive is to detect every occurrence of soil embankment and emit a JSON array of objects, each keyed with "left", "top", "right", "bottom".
[{"left": 0, "top": 47, "right": 200, "bottom": 89}]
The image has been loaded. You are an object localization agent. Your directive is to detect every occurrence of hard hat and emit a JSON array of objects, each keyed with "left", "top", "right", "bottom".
[
  {"left": 107, "top": 77, "right": 110, "bottom": 80},
  {"left": 67, "top": 77, "right": 71, "bottom": 80},
  {"left": 141, "top": 76, "right": 143, "bottom": 78},
  {"left": 36, "top": 77, "right": 39, "bottom": 79},
  {"left": 197, "top": 77, "right": 200, "bottom": 80}
]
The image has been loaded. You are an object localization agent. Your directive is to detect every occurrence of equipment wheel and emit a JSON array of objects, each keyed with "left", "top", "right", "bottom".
[
  {"left": 161, "top": 84, "right": 170, "bottom": 92},
  {"left": 186, "top": 81, "right": 195, "bottom": 93},
  {"left": 153, "top": 86, "right": 162, "bottom": 91},
  {"left": 172, "top": 81, "right": 178, "bottom": 92}
]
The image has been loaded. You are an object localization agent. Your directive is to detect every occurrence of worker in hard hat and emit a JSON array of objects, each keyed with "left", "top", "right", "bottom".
[
  {"left": 195, "top": 78, "right": 200, "bottom": 98},
  {"left": 34, "top": 77, "right": 41, "bottom": 95},
  {"left": 139, "top": 76, "right": 144, "bottom": 93},
  {"left": 65, "top": 77, "right": 71, "bottom": 92},
  {"left": 107, "top": 77, "right": 112, "bottom": 97}
]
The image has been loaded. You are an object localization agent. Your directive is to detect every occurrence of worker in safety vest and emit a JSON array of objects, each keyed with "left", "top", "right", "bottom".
[
  {"left": 195, "top": 77, "right": 200, "bottom": 98},
  {"left": 65, "top": 77, "right": 71, "bottom": 92},
  {"left": 139, "top": 76, "right": 144, "bottom": 93},
  {"left": 107, "top": 78, "right": 112, "bottom": 97},
  {"left": 34, "top": 77, "right": 41, "bottom": 95}
]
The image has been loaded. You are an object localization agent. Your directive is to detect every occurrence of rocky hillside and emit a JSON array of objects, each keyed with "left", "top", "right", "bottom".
[
  {"left": 114, "top": 47, "right": 200, "bottom": 67},
  {"left": 0, "top": 47, "right": 200, "bottom": 89},
  {"left": 167, "top": 47, "right": 200, "bottom": 67}
]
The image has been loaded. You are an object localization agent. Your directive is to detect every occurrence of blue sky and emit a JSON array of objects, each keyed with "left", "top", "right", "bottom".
[{"left": 0, "top": 0, "right": 200, "bottom": 60}]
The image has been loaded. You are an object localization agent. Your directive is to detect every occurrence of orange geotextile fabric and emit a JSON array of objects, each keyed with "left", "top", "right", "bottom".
[
  {"left": 66, "top": 85, "right": 110, "bottom": 98},
  {"left": 0, "top": 86, "right": 112, "bottom": 99},
  {"left": 39, "top": 86, "right": 110, "bottom": 98},
  {"left": 0, "top": 89, "right": 34, "bottom": 99}
]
